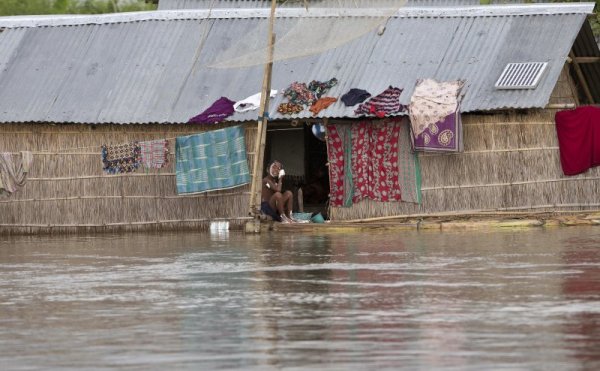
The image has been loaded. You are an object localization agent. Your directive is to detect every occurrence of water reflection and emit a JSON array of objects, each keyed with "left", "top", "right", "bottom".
[
  {"left": 561, "top": 234, "right": 600, "bottom": 365},
  {"left": 1, "top": 228, "right": 600, "bottom": 370}
]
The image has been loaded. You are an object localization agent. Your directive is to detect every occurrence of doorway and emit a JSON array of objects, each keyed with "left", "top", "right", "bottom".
[{"left": 265, "top": 122, "right": 329, "bottom": 217}]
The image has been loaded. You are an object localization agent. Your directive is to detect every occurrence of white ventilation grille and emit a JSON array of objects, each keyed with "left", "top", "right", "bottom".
[{"left": 495, "top": 62, "right": 548, "bottom": 90}]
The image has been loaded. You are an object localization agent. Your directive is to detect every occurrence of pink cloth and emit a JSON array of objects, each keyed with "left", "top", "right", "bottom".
[
  {"left": 139, "top": 139, "right": 169, "bottom": 169},
  {"left": 555, "top": 106, "right": 600, "bottom": 176}
]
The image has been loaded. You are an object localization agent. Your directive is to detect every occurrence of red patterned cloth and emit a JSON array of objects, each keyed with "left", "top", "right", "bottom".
[
  {"left": 351, "top": 119, "right": 402, "bottom": 203},
  {"left": 326, "top": 124, "right": 346, "bottom": 207}
]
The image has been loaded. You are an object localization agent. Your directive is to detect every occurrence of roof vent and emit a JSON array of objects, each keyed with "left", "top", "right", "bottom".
[{"left": 495, "top": 62, "right": 548, "bottom": 89}]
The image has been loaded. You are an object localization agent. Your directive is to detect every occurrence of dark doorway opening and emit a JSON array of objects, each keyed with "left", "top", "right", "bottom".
[{"left": 264, "top": 122, "right": 329, "bottom": 218}]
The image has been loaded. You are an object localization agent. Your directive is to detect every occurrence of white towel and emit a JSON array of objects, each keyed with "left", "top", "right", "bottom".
[{"left": 234, "top": 90, "right": 278, "bottom": 112}]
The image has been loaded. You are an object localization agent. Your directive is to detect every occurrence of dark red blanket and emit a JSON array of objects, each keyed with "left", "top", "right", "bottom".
[{"left": 555, "top": 106, "right": 600, "bottom": 176}]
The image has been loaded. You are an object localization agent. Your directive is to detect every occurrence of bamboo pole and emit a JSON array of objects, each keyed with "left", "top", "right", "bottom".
[
  {"left": 564, "top": 62, "right": 580, "bottom": 107},
  {"left": 249, "top": 0, "right": 277, "bottom": 217},
  {"left": 341, "top": 207, "right": 600, "bottom": 224},
  {"left": 419, "top": 147, "right": 559, "bottom": 157},
  {"left": 0, "top": 216, "right": 254, "bottom": 228},
  {"left": 545, "top": 103, "right": 575, "bottom": 109},
  {"left": 0, "top": 192, "right": 251, "bottom": 203},
  {"left": 420, "top": 175, "right": 600, "bottom": 191},
  {"left": 569, "top": 50, "right": 594, "bottom": 104}
]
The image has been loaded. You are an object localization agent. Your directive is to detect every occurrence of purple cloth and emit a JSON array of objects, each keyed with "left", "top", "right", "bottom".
[
  {"left": 412, "top": 111, "right": 463, "bottom": 152},
  {"left": 188, "top": 97, "right": 235, "bottom": 124}
]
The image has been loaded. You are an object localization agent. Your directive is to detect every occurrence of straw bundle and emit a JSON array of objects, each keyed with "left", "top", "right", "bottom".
[{"left": 0, "top": 122, "right": 257, "bottom": 234}]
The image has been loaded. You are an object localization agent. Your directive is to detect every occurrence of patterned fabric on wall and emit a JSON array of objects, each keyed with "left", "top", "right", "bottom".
[
  {"left": 326, "top": 118, "right": 421, "bottom": 207},
  {"left": 175, "top": 125, "right": 250, "bottom": 195},
  {"left": 101, "top": 142, "right": 141, "bottom": 174}
]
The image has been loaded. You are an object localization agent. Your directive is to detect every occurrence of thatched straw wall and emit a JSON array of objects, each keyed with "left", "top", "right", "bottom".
[
  {"left": 330, "top": 66, "right": 594, "bottom": 221},
  {"left": 0, "top": 122, "right": 257, "bottom": 234}
]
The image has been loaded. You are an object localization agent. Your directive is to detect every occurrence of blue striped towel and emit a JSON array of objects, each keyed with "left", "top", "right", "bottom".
[{"left": 175, "top": 125, "right": 250, "bottom": 195}]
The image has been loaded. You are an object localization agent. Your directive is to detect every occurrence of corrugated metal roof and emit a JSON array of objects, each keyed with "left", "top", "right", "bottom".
[
  {"left": 158, "top": 0, "right": 482, "bottom": 10},
  {"left": 0, "top": 3, "right": 596, "bottom": 124}
]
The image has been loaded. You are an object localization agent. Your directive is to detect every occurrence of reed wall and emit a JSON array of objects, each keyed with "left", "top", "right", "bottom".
[
  {"left": 0, "top": 122, "right": 257, "bottom": 234},
  {"left": 330, "top": 66, "right": 596, "bottom": 220}
]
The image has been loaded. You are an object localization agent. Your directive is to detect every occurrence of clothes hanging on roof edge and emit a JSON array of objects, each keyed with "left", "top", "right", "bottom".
[
  {"left": 188, "top": 97, "right": 235, "bottom": 124},
  {"left": 354, "top": 86, "right": 406, "bottom": 117},
  {"left": 234, "top": 90, "right": 278, "bottom": 113},
  {"left": 310, "top": 97, "right": 337, "bottom": 116},
  {"left": 411, "top": 108, "right": 463, "bottom": 153},
  {"left": 341, "top": 88, "right": 371, "bottom": 107},
  {"left": 409, "top": 78, "right": 465, "bottom": 138}
]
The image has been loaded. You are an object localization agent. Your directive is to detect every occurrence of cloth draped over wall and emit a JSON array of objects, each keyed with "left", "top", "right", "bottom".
[
  {"left": 326, "top": 124, "right": 354, "bottom": 207},
  {"left": 0, "top": 151, "right": 33, "bottom": 197},
  {"left": 175, "top": 125, "right": 250, "bottom": 195},
  {"left": 555, "top": 106, "right": 600, "bottom": 176},
  {"left": 139, "top": 139, "right": 169, "bottom": 169},
  {"left": 101, "top": 142, "right": 141, "bottom": 174},
  {"left": 326, "top": 118, "right": 421, "bottom": 207},
  {"left": 409, "top": 79, "right": 465, "bottom": 152}
]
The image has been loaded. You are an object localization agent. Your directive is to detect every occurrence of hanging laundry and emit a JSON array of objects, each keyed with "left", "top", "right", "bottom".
[
  {"left": 555, "top": 106, "right": 600, "bottom": 176},
  {"left": 396, "top": 117, "right": 422, "bottom": 204},
  {"left": 277, "top": 102, "right": 304, "bottom": 115},
  {"left": 282, "top": 78, "right": 339, "bottom": 110},
  {"left": 409, "top": 78, "right": 465, "bottom": 139},
  {"left": 0, "top": 151, "right": 33, "bottom": 196},
  {"left": 139, "top": 139, "right": 169, "bottom": 169},
  {"left": 411, "top": 109, "right": 463, "bottom": 153},
  {"left": 310, "top": 97, "right": 337, "bottom": 116},
  {"left": 101, "top": 142, "right": 141, "bottom": 174},
  {"left": 283, "top": 82, "right": 316, "bottom": 106},
  {"left": 175, "top": 125, "right": 250, "bottom": 194},
  {"left": 326, "top": 118, "right": 421, "bottom": 207},
  {"left": 341, "top": 88, "right": 371, "bottom": 106},
  {"left": 233, "top": 90, "right": 278, "bottom": 113},
  {"left": 188, "top": 97, "right": 235, "bottom": 124},
  {"left": 354, "top": 86, "right": 405, "bottom": 117},
  {"left": 308, "top": 78, "right": 338, "bottom": 100},
  {"left": 351, "top": 120, "right": 402, "bottom": 203},
  {"left": 326, "top": 124, "right": 353, "bottom": 207}
]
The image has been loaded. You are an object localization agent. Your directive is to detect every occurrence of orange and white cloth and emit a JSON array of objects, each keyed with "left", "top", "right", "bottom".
[{"left": 409, "top": 79, "right": 465, "bottom": 137}]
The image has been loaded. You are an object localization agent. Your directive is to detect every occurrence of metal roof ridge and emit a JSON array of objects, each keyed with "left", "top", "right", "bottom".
[{"left": 0, "top": 2, "right": 594, "bottom": 28}]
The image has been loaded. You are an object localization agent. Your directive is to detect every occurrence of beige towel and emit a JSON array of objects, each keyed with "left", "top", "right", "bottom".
[{"left": 409, "top": 79, "right": 465, "bottom": 137}]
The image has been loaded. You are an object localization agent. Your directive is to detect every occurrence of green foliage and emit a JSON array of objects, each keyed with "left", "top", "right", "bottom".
[{"left": 0, "top": 0, "right": 156, "bottom": 16}]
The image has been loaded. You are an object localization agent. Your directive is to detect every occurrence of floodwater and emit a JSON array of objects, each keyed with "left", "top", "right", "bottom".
[{"left": 1, "top": 227, "right": 599, "bottom": 370}]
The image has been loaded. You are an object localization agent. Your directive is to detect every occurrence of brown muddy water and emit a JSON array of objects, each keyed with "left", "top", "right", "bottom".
[{"left": 1, "top": 227, "right": 600, "bottom": 370}]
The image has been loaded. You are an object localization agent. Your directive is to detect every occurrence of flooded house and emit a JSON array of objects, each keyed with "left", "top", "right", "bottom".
[{"left": 0, "top": 1, "right": 599, "bottom": 234}]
